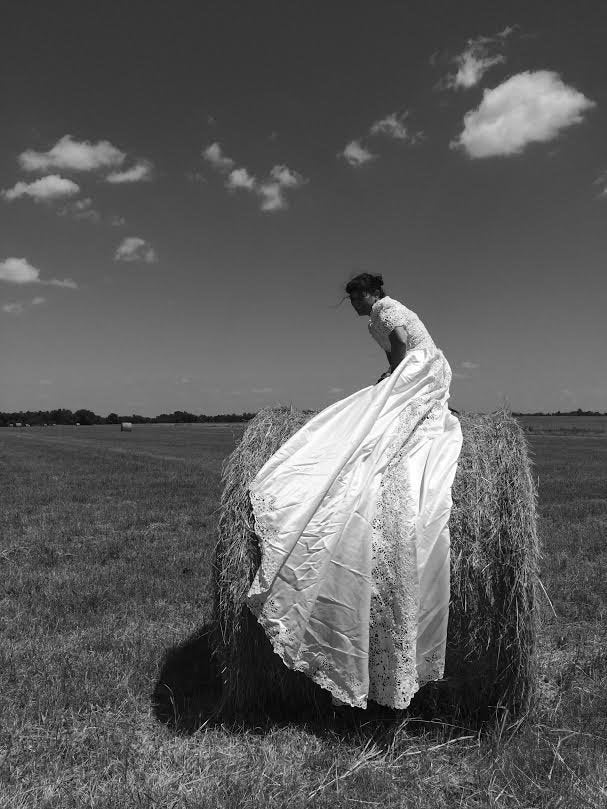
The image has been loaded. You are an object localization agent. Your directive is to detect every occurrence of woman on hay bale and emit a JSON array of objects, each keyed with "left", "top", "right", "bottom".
[{"left": 245, "top": 273, "right": 463, "bottom": 711}]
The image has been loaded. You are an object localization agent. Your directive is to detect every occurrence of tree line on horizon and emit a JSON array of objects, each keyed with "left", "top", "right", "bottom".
[
  {"left": 1, "top": 407, "right": 605, "bottom": 427},
  {"left": 0, "top": 409, "right": 257, "bottom": 426}
]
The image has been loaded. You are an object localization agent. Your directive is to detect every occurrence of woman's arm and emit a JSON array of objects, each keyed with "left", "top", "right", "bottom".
[{"left": 388, "top": 326, "right": 408, "bottom": 371}]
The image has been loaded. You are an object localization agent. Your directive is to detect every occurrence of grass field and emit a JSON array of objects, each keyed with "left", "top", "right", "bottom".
[{"left": 0, "top": 418, "right": 605, "bottom": 807}]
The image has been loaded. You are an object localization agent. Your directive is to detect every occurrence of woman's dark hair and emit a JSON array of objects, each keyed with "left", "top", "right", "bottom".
[{"left": 345, "top": 273, "right": 385, "bottom": 298}]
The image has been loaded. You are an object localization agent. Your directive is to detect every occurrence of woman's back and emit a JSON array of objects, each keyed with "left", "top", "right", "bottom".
[{"left": 368, "top": 296, "right": 436, "bottom": 352}]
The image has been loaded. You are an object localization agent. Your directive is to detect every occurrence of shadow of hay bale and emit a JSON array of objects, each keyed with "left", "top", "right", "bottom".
[
  {"left": 210, "top": 405, "right": 540, "bottom": 728},
  {"left": 151, "top": 621, "right": 413, "bottom": 735},
  {"left": 151, "top": 624, "right": 224, "bottom": 733}
]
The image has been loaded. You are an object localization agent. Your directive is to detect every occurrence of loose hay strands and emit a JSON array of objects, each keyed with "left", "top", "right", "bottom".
[
  {"left": 212, "top": 406, "right": 539, "bottom": 725},
  {"left": 418, "top": 409, "right": 540, "bottom": 723}
]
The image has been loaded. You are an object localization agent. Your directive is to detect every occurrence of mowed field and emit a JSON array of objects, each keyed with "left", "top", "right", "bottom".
[{"left": 0, "top": 417, "right": 605, "bottom": 808}]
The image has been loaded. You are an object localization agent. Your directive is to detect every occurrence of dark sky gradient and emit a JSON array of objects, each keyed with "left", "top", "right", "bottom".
[{"left": 1, "top": 0, "right": 606, "bottom": 415}]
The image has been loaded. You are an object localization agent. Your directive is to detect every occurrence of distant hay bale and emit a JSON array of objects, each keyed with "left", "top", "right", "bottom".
[
  {"left": 120, "top": 422, "right": 133, "bottom": 432},
  {"left": 212, "top": 406, "right": 539, "bottom": 725}
]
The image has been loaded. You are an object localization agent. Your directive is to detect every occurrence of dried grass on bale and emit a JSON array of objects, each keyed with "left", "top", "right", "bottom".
[{"left": 211, "top": 406, "right": 540, "bottom": 724}]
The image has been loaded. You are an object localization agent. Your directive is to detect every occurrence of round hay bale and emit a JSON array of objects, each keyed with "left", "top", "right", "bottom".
[
  {"left": 121, "top": 422, "right": 133, "bottom": 432},
  {"left": 212, "top": 406, "right": 539, "bottom": 725}
]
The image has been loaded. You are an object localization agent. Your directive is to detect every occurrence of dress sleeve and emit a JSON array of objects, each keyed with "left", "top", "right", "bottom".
[{"left": 378, "top": 302, "right": 409, "bottom": 342}]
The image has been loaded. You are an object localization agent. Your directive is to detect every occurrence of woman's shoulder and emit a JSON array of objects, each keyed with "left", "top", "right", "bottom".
[{"left": 373, "top": 296, "right": 415, "bottom": 321}]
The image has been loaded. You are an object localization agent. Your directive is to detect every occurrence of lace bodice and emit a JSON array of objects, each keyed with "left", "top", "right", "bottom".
[{"left": 368, "top": 296, "right": 435, "bottom": 353}]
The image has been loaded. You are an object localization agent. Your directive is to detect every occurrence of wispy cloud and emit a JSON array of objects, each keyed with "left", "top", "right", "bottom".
[
  {"left": 593, "top": 170, "right": 607, "bottom": 199},
  {"left": 57, "top": 197, "right": 101, "bottom": 223},
  {"left": 2, "top": 175, "right": 80, "bottom": 203},
  {"left": 48, "top": 278, "right": 78, "bottom": 288},
  {"left": 440, "top": 26, "right": 516, "bottom": 91},
  {"left": 453, "top": 360, "right": 480, "bottom": 380},
  {"left": 559, "top": 388, "right": 578, "bottom": 406},
  {"left": 114, "top": 237, "right": 157, "bottom": 263},
  {"left": 339, "top": 139, "right": 377, "bottom": 167},
  {"left": 106, "top": 160, "right": 154, "bottom": 184},
  {"left": 19, "top": 135, "right": 126, "bottom": 173},
  {"left": 451, "top": 71, "right": 595, "bottom": 158},
  {"left": 340, "top": 111, "right": 423, "bottom": 169},
  {"left": 205, "top": 144, "right": 306, "bottom": 212},
  {"left": 31, "top": 296, "right": 46, "bottom": 305},
  {"left": 328, "top": 387, "right": 344, "bottom": 394},
  {"left": 369, "top": 112, "right": 423, "bottom": 143},
  {"left": 186, "top": 170, "right": 207, "bottom": 183},
  {"left": 0, "top": 257, "right": 77, "bottom": 290},
  {"left": 2, "top": 302, "right": 24, "bottom": 314},
  {"left": 203, "top": 142, "right": 235, "bottom": 172},
  {"left": 251, "top": 387, "right": 273, "bottom": 394}
]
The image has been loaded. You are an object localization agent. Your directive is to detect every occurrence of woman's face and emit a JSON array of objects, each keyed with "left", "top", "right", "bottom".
[{"left": 349, "top": 289, "right": 378, "bottom": 316}]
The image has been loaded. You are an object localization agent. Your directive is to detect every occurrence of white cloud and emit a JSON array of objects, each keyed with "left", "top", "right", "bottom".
[
  {"left": 0, "top": 257, "right": 77, "bottom": 288},
  {"left": 2, "top": 175, "right": 80, "bottom": 202},
  {"left": 106, "top": 160, "right": 154, "bottom": 184},
  {"left": 203, "top": 142, "right": 235, "bottom": 172},
  {"left": 31, "top": 296, "right": 46, "bottom": 305},
  {"left": 460, "top": 360, "right": 480, "bottom": 370},
  {"left": 370, "top": 112, "right": 422, "bottom": 143},
  {"left": 109, "top": 214, "right": 127, "bottom": 227},
  {"left": 328, "top": 387, "right": 344, "bottom": 394},
  {"left": 19, "top": 135, "right": 125, "bottom": 173},
  {"left": 0, "top": 257, "right": 41, "bottom": 284},
  {"left": 251, "top": 387, "right": 273, "bottom": 394},
  {"left": 2, "top": 302, "right": 24, "bottom": 314},
  {"left": 39, "top": 378, "right": 52, "bottom": 384},
  {"left": 114, "top": 236, "right": 157, "bottom": 263},
  {"left": 256, "top": 165, "right": 307, "bottom": 212},
  {"left": 58, "top": 197, "right": 101, "bottom": 223},
  {"left": 339, "top": 140, "right": 377, "bottom": 167},
  {"left": 226, "top": 167, "right": 256, "bottom": 191},
  {"left": 257, "top": 182, "right": 285, "bottom": 211},
  {"left": 269, "top": 164, "right": 305, "bottom": 188},
  {"left": 451, "top": 71, "right": 596, "bottom": 158}
]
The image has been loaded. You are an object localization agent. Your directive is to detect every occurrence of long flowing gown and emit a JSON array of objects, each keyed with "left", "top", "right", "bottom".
[{"left": 245, "top": 296, "right": 463, "bottom": 709}]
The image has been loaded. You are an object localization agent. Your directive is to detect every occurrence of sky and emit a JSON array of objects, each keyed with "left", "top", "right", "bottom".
[{"left": 1, "top": 0, "right": 606, "bottom": 416}]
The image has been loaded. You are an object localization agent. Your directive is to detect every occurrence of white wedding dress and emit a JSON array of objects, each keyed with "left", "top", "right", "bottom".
[{"left": 245, "top": 296, "right": 463, "bottom": 709}]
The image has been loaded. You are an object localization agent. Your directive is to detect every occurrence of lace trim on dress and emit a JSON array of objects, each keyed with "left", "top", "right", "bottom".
[{"left": 368, "top": 351, "right": 449, "bottom": 709}]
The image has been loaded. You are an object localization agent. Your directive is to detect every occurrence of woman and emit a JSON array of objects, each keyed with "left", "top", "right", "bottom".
[{"left": 245, "top": 273, "right": 463, "bottom": 710}]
